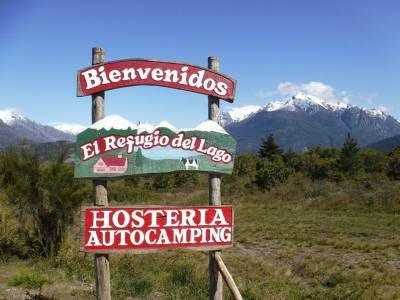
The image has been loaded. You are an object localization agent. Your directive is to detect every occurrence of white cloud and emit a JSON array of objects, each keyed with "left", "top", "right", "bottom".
[
  {"left": 277, "top": 81, "right": 350, "bottom": 104},
  {"left": 277, "top": 82, "right": 302, "bottom": 96},
  {"left": 5, "top": 107, "right": 25, "bottom": 115},
  {"left": 377, "top": 106, "right": 389, "bottom": 112},
  {"left": 255, "top": 90, "right": 274, "bottom": 99},
  {"left": 363, "top": 93, "right": 379, "bottom": 105}
]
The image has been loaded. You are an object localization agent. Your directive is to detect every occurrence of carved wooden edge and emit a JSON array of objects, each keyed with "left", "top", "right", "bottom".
[
  {"left": 79, "top": 205, "right": 234, "bottom": 254},
  {"left": 76, "top": 58, "right": 236, "bottom": 101}
]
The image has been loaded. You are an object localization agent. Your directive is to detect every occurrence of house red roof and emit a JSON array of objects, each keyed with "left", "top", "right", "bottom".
[{"left": 101, "top": 157, "right": 127, "bottom": 167}]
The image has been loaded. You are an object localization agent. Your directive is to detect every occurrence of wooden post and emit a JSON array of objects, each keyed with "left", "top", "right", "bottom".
[
  {"left": 92, "top": 47, "right": 111, "bottom": 300},
  {"left": 208, "top": 56, "right": 223, "bottom": 300},
  {"left": 214, "top": 252, "right": 243, "bottom": 300}
]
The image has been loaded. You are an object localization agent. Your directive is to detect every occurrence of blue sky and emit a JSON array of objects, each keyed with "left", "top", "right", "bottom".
[{"left": 1, "top": 0, "right": 400, "bottom": 128}]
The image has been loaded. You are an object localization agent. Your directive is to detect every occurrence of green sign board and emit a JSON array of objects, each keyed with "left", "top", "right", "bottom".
[{"left": 74, "top": 116, "right": 236, "bottom": 179}]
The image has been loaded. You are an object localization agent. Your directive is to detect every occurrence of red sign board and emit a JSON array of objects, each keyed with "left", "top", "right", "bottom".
[
  {"left": 77, "top": 59, "right": 236, "bottom": 101},
  {"left": 81, "top": 206, "right": 234, "bottom": 253}
]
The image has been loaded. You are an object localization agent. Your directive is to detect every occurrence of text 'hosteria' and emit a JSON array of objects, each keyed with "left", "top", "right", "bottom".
[{"left": 82, "top": 207, "right": 233, "bottom": 252}]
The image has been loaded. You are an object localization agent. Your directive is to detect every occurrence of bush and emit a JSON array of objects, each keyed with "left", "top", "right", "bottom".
[
  {"left": 301, "top": 148, "right": 340, "bottom": 181},
  {"left": 125, "top": 276, "right": 153, "bottom": 297},
  {"left": 0, "top": 145, "right": 89, "bottom": 257},
  {"left": 233, "top": 153, "right": 258, "bottom": 179},
  {"left": 387, "top": 147, "right": 400, "bottom": 180},
  {"left": 8, "top": 271, "right": 50, "bottom": 290},
  {"left": 254, "top": 158, "right": 292, "bottom": 192},
  {"left": 322, "top": 272, "right": 348, "bottom": 288},
  {"left": 360, "top": 149, "right": 388, "bottom": 173}
]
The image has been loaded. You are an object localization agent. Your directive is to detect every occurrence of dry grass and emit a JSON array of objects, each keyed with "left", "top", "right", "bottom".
[{"left": 1, "top": 174, "right": 400, "bottom": 299}]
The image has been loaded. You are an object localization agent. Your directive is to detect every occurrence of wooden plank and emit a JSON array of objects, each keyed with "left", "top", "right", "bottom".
[
  {"left": 76, "top": 58, "right": 237, "bottom": 101},
  {"left": 74, "top": 123, "right": 236, "bottom": 179},
  {"left": 208, "top": 56, "right": 223, "bottom": 300},
  {"left": 79, "top": 206, "right": 234, "bottom": 253},
  {"left": 91, "top": 47, "right": 111, "bottom": 300},
  {"left": 214, "top": 252, "right": 243, "bottom": 300},
  {"left": 81, "top": 245, "right": 233, "bottom": 255}
]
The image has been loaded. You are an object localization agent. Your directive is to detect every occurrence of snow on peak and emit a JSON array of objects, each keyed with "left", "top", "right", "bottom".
[
  {"left": 90, "top": 115, "right": 137, "bottom": 130},
  {"left": 0, "top": 109, "right": 27, "bottom": 125},
  {"left": 365, "top": 108, "right": 387, "bottom": 120},
  {"left": 224, "top": 105, "right": 262, "bottom": 122},
  {"left": 266, "top": 92, "right": 349, "bottom": 112},
  {"left": 51, "top": 123, "right": 86, "bottom": 135},
  {"left": 195, "top": 120, "right": 227, "bottom": 134}
]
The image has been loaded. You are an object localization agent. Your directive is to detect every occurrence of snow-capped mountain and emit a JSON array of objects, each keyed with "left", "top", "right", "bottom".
[
  {"left": 222, "top": 92, "right": 387, "bottom": 127},
  {"left": 0, "top": 109, "right": 76, "bottom": 149},
  {"left": 51, "top": 123, "right": 86, "bottom": 135},
  {"left": 223, "top": 93, "right": 400, "bottom": 152},
  {"left": 221, "top": 105, "right": 262, "bottom": 126}
]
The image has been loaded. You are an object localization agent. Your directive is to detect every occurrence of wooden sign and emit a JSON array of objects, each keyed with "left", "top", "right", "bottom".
[
  {"left": 76, "top": 59, "right": 236, "bottom": 101},
  {"left": 80, "top": 206, "right": 234, "bottom": 253},
  {"left": 74, "top": 116, "right": 236, "bottom": 179}
]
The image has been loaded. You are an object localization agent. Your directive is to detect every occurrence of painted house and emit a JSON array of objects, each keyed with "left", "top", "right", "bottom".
[{"left": 93, "top": 155, "right": 128, "bottom": 174}]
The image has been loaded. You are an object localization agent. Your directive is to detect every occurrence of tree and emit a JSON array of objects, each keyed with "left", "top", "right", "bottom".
[
  {"left": 359, "top": 149, "right": 388, "bottom": 173},
  {"left": 387, "top": 147, "right": 400, "bottom": 180},
  {"left": 0, "top": 145, "right": 89, "bottom": 257},
  {"left": 254, "top": 158, "right": 292, "bottom": 192},
  {"left": 258, "top": 133, "right": 283, "bottom": 161},
  {"left": 233, "top": 153, "right": 258, "bottom": 179},
  {"left": 283, "top": 148, "right": 302, "bottom": 171},
  {"left": 338, "top": 132, "right": 361, "bottom": 176},
  {"left": 301, "top": 147, "right": 341, "bottom": 181}
]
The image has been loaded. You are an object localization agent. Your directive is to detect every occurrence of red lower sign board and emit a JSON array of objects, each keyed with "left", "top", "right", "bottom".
[{"left": 81, "top": 206, "right": 234, "bottom": 253}]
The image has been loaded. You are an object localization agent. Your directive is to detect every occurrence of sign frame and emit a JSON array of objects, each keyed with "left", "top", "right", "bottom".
[
  {"left": 76, "top": 58, "right": 237, "bottom": 101},
  {"left": 74, "top": 122, "right": 236, "bottom": 179},
  {"left": 79, "top": 205, "right": 235, "bottom": 254}
]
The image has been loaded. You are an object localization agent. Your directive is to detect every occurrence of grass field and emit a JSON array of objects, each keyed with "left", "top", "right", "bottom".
[{"left": 1, "top": 174, "right": 400, "bottom": 299}]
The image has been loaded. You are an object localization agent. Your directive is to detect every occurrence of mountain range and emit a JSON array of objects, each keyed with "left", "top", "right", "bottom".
[
  {"left": 0, "top": 110, "right": 77, "bottom": 149},
  {"left": 222, "top": 92, "right": 400, "bottom": 152},
  {"left": 2, "top": 92, "right": 400, "bottom": 152}
]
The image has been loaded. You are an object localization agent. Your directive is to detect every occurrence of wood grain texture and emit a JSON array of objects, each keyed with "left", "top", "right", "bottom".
[
  {"left": 91, "top": 47, "right": 111, "bottom": 300},
  {"left": 214, "top": 252, "right": 243, "bottom": 300},
  {"left": 208, "top": 56, "right": 223, "bottom": 300},
  {"left": 76, "top": 58, "right": 236, "bottom": 101},
  {"left": 79, "top": 205, "right": 234, "bottom": 253}
]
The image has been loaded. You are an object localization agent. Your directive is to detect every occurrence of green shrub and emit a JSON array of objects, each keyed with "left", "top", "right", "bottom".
[
  {"left": 301, "top": 147, "right": 340, "bottom": 180},
  {"left": 0, "top": 145, "right": 90, "bottom": 257},
  {"left": 388, "top": 147, "right": 400, "bottom": 180},
  {"left": 254, "top": 158, "right": 292, "bottom": 192},
  {"left": 8, "top": 271, "right": 50, "bottom": 289},
  {"left": 233, "top": 153, "right": 258, "bottom": 178},
  {"left": 126, "top": 276, "right": 153, "bottom": 297},
  {"left": 323, "top": 272, "right": 347, "bottom": 288},
  {"left": 360, "top": 149, "right": 388, "bottom": 173}
]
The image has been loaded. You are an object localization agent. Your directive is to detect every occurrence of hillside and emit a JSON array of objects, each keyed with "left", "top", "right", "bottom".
[
  {"left": 223, "top": 93, "right": 400, "bottom": 152},
  {"left": 366, "top": 134, "right": 400, "bottom": 151},
  {"left": 0, "top": 110, "right": 76, "bottom": 149}
]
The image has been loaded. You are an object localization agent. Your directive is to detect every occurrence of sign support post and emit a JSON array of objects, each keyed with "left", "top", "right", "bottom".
[
  {"left": 91, "top": 47, "right": 111, "bottom": 300},
  {"left": 208, "top": 56, "right": 223, "bottom": 300}
]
